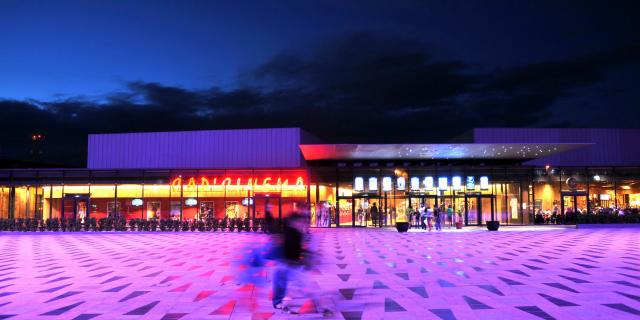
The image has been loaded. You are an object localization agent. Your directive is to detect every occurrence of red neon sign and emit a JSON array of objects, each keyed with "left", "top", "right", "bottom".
[{"left": 170, "top": 175, "right": 306, "bottom": 191}]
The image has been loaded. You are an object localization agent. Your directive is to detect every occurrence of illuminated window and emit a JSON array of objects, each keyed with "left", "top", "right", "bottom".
[
  {"left": 382, "top": 177, "right": 392, "bottom": 192},
  {"left": 354, "top": 177, "right": 364, "bottom": 192},
  {"left": 438, "top": 177, "right": 448, "bottom": 190},
  {"left": 410, "top": 177, "right": 420, "bottom": 190}
]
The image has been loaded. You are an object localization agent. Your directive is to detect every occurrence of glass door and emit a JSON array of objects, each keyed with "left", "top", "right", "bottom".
[
  {"left": 353, "top": 197, "right": 369, "bottom": 227},
  {"left": 561, "top": 192, "right": 589, "bottom": 224},
  {"left": 407, "top": 196, "right": 422, "bottom": 228},
  {"left": 481, "top": 196, "right": 493, "bottom": 224},
  {"left": 62, "top": 194, "right": 89, "bottom": 221},
  {"left": 466, "top": 196, "right": 478, "bottom": 225},
  {"left": 452, "top": 196, "right": 465, "bottom": 227}
]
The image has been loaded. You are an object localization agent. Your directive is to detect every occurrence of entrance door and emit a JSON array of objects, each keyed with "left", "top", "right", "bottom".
[
  {"left": 466, "top": 196, "right": 478, "bottom": 225},
  {"left": 353, "top": 196, "right": 369, "bottom": 227},
  {"left": 407, "top": 195, "right": 437, "bottom": 228},
  {"left": 561, "top": 192, "right": 589, "bottom": 224},
  {"left": 253, "top": 194, "right": 281, "bottom": 220},
  {"left": 62, "top": 194, "right": 90, "bottom": 221},
  {"left": 480, "top": 196, "right": 494, "bottom": 224},
  {"left": 465, "top": 195, "right": 495, "bottom": 226}
]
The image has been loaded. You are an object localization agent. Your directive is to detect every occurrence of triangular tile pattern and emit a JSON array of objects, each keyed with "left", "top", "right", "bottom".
[{"left": 0, "top": 228, "right": 638, "bottom": 318}]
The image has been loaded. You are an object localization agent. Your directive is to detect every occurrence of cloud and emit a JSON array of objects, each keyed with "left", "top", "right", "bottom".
[{"left": 0, "top": 33, "right": 638, "bottom": 166}]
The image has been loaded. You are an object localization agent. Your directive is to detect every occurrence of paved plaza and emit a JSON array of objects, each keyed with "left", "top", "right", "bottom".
[{"left": 0, "top": 227, "right": 639, "bottom": 319}]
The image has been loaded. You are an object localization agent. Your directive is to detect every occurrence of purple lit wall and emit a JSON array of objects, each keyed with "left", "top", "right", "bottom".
[
  {"left": 88, "top": 128, "right": 312, "bottom": 169},
  {"left": 473, "top": 128, "right": 640, "bottom": 166}
]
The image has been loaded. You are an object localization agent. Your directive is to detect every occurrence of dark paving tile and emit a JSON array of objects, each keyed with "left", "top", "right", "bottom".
[
  {"left": 124, "top": 301, "right": 160, "bottom": 315},
  {"left": 384, "top": 297, "right": 406, "bottom": 312},
  {"left": 408, "top": 286, "right": 428, "bottom": 298},
  {"left": 43, "top": 276, "right": 72, "bottom": 284},
  {"left": 45, "top": 291, "right": 83, "bottom": 303},
  {"left": 522, "top": 264, "right": 544, "bottom": 270},
  {"left": 341, "top": 311, "right": 362, "bottom": 320},
  {"left": 365, "top": 268, "right": 378, "bottom": 274},
  {"left": 563, "top": 268, "right": 590, "bottom": 275},
  {"left": 498, "top": 276, "right": 524, "bottom": 286},
  {"left": 119, "top": 290, "right": 149, "bottom": 302},
  {"left": 437, "top": 279, "right": 456, "bottom": 287},
  {"left": 395, "top": 273, "right": 409, "bottom": 280},
  {"left": 339, "top": 288, "right": 355, "bottom": 300},
  {"left": 544, "top": 282, "right": 579, "bottom": 293},
  {"left": 602, "top": 303, "right": 640, "bottom": 316},
  {"left": 538, "top": 293, "right": 579, "bottom": 307},
  {"left": 40, "top": 301, "right": 85, "bottom": 316},
  {"left": 71, "top": 314, "right": 101, "bottom": 320},
  {"left": 38, "top": 283, "right": 72, "bottom": 293},
  {"left": 100, "top": 276, "right": 125, "bottom": 284},
  {"left": 619, "top": 273, "right": 640, "bottom": 281},
  {"left": 615, "top": 291, "right": 640, "bottom": 302},
  {"left": 611, "top": 280, "right": 640, "bottom": 289},
  {"left": 160, "top": 313, "right": 188, "bottom": 320},
  {"left": 103, "top": 283, "right": 132, "bottom": 292},
  {"left": 337, "top": 274, "right": 350, "bottom": 282},
  {"left": 373, "top": 280, "right": 389, "bottom": 289},
  {"left": 558, "top": 275, "right": 590, "bottom": 283},
  {"left": 463, "top": 296, "right": 493, "bottom": 310},
  {"left": 516, "top": 306, "right": 556, "bottom": 320},
  {"left": 477, "top": 284, "right": 504, "bottom": 296},
  {"left": 429, "top": 308, "right": 457, "bottom": 320}
]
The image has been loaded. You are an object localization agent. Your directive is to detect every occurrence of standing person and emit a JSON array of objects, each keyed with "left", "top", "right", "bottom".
[
  {"left": 425, "top": 206, "right": 434, "bottom": 231},
  {"left": 405, "top": 207, "right": 414, "bottom": 227},
  {"left": 264, "top": 204, "right": 277, "bottom": 234},
  {"left": 434, "top": 206, "right": 442, "bottom": 231},
  {"left": 446, "top": 205, "right": 454, "bottom": 228},
  {"left": 370, "top": 203, "right": 379, "bottom": 227},
  {"left": 390, "top": 206, "right": 396, "bottom": 225},
  {"left": 420, "top": 205, "right": 427, "bottom": 230}
]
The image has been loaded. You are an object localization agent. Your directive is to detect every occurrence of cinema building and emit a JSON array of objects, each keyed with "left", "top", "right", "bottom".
[{"left": 0, "top": 127, "right": 639, "bottom": 227}]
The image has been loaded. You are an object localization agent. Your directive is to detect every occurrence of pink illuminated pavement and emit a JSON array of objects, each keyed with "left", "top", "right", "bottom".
[{"left": 0, "top": 227, "right": 639, "bottom": 319}]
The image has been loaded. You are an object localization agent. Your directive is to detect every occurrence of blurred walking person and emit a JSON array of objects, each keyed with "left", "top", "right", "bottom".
[{"left": 272, "top": 213, "right": 333, "bottom": 317}]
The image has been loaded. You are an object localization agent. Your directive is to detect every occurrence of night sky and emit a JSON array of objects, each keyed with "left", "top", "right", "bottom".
[{"left": 1, "top": 0, "right": 639, "bottom": 166}]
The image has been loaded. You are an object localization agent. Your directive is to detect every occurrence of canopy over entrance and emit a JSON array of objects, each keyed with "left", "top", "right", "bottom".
[{"left": 299, "top": 143, "right": 591, "bottom": 161}]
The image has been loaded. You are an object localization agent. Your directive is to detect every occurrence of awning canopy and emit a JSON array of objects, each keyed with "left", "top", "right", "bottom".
[{"left": 299, "top": 143, "right": 591, "bottom": 161}]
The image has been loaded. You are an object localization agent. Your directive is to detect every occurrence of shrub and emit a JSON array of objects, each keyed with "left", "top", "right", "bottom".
[
  {"left": 73, "top": 218, "right": 82, "bottom": 232},
  {"left": 51, "top": 218, "right": 60, "bottom": 231},
  {"left": 149, "top": 219, "right": 158, "bottom": 231},
  {"left": 129, "top": 219, "right": 137, "bottom": 231},
  {"left": 60, "top": 217, "right": 68, "bottom": 232}
]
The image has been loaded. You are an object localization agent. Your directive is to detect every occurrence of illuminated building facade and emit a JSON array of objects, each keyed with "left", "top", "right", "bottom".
[{"left": 1, "top": 128, "right": 639, "bottom": 227}]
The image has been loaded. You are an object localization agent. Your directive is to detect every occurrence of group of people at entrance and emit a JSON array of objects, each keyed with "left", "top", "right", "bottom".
[{"left": 411, "top": 205, "right": 455, "bottom": 231}]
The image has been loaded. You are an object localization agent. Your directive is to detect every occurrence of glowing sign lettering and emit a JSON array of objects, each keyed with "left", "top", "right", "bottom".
[{"left": 170, "top": 175, "right": 306, "bottom": 192}]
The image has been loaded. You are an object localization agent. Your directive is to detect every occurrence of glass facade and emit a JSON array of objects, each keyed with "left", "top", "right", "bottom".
[
  {"left": 0, "top": 169, "right": 309, "bottom": 222},
  {"left": 1, "top": 166, "right": 639, "bottom": 226}
]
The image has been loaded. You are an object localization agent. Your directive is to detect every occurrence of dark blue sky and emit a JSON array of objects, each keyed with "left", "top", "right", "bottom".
[{"left": 0, "top": 0, "right": 639, "bottom": 165}]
